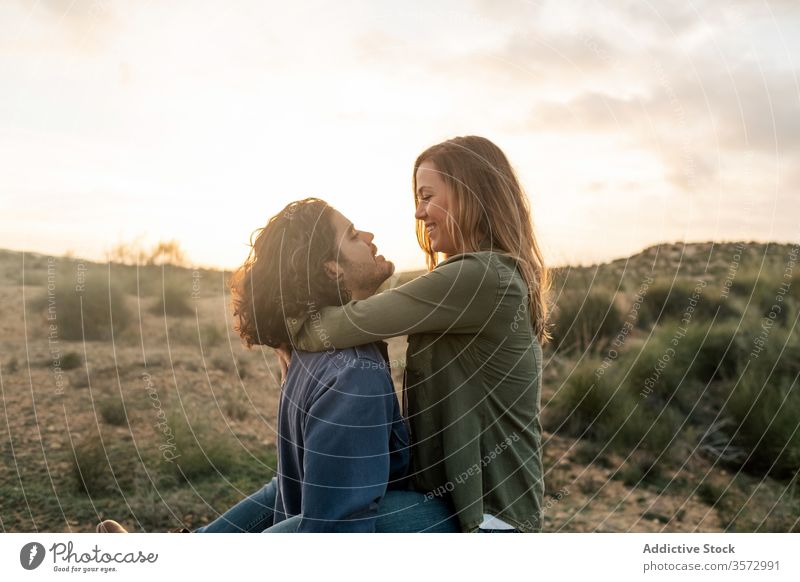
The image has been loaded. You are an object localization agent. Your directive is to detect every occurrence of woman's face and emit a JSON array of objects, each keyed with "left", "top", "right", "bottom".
[{"left": 414, "top": 160, "right": 459, "bottom": 255}]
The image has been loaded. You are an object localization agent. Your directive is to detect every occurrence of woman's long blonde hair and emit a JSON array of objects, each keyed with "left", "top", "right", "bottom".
[{"left": 413, "top": 135, "right": 552, "bottom": 344}]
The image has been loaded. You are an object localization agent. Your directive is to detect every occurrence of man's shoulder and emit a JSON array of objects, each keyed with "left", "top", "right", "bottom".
[
  {"left": 289, "top": 343, "right": 393, "bottom": 403},
  {"left": 292, "top": 343, "right": 391, "bottom": 384}
]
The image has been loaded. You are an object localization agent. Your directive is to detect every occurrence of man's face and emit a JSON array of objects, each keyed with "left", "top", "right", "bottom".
[{"left": 326, "top": 209, "right": 395, "bottom": 299}]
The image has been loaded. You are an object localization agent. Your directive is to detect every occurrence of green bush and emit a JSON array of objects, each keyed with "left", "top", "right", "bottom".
[
  {"left": 546, "top": 359, "right": 619, "bottom": 440},
  {"left": 545, "top": 349, "right": 686, "bottom": 458},
  {"left": 547, "top": 356, "right": 684, "bottom": 459},
  {"left": 60, "top": 351, "right": 83, "bottom": 370},
  {"left": 150, "top": 277, "right": 193, "bottom": 317},
  {"left": 169, "top": 412, "right": 240, "bottom": 480},
  {"left": 616, "top": 322, "right": 750, "bottom": 419},
  {"left": 637, "top": 280, "right": 737, "bottom": 329},
  {"left": 679, "top": 321, "right": 749, "bottom": 385},
  {"left": 570, "top": 439, "right": 612, "bottom": 468},
  {"left": 712, "top": 475, "right": 800, "bottom": 532},
  {"left": 30, "top": 264, "right": 131, "bottom": 341},
  {"left": 731, "top": 273, "right": 797, "bottom": 327},
  {"left": 4, "top": 356, "right": 19, "bottom": 374},
  {"left": 724, "top": 368, "right": 800, "bottom": 479},
  {"left": 200, "top": 324, "right": 226, "bottom": 348},
  {"left": 696, "top": 480, "right": 725, "bottom": 507},
  {"left": 72, "top": 437, "right": 140, "bottom": 497},
  {"left": 98, "top": 395, "right": 129, "bottom": 427},
  {"left": 224, "top": 392, "right": 249, "bottom": 421},
  {"left": 613, "top": 452, "right": 670, "bottom": 491},
  {"left": 551, "top": 288, "right": 624, "bottom": 353},
  {"left": 211, "top": 355, "right": 235, "bottom": 372}
]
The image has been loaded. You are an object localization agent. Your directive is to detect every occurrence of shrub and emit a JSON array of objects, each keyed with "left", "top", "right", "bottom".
[
  {"left": 679, "top": 321, "right": 749, "bottom": 385},
  {"left": 713, "top": 475, "right": 800, "bottom": 532},
  {"left": 550, "top": 289, "right": 624, "bottom": 353},
  {"left": 72, "top": 436, "right": 139, "bottom": 497},
  {"left": 616, "top": 322, "right": 750, "bottom": 419},
  {"left": 60, "top": 351, "right": 83, "bottom": 370},
  {"left": 732, "top": 273, "right": 796, "bottom": 327},
  {"left": 723, "top": 367, "right": 800, "bottom": 479},
  {"left": 545, "top": 358, "right": 621, "bottom": 441},
  {"left": 696, "top": 480, "right": 725, "bottom": 507},
  {"left": 224, "top": 393, "right": 249, "bottom": 421},
  {"left": 30, "top": 264, "right": 131, "bottom": 341},
  {"left": 169, "top": 412, "right": 240, "bottom": 480},
  {"left": 98, "top": 395, "right": 129, "bottom": 427},
  {"left": 150, "top": 277, "right": 193, "bottom": 317},
  {"left": 236, "top": 359, "right": 249, "bottom": 380},
  {"left": 613, "top": 452, "right": 668, "bottom": 491},
  {"left": 200, "top": 324, "right": 226, "bottom": 349},
  {"left": 547, "top": 356, "right": 684, "bottom": 459},
  {"left": 637, "top": 280, "right": 737, "bottom": 329},
  {"left": 211, "top": 355, "right": 233, "bottom": 372},
  {"left": 5, "top": 356, "right": 19, "bottom": 374},
  {"left": 570, "top": 439, "right": 612, "bottom": 468}
]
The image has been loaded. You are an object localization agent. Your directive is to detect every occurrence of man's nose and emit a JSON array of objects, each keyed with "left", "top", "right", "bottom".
[{"left": 359, "top": 230, "right": 375, "bottom": 244}]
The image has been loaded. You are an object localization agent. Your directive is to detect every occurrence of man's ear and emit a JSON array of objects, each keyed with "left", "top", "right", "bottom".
[{"left": 323, "top": 260, "right": 344, "bottom": 281}]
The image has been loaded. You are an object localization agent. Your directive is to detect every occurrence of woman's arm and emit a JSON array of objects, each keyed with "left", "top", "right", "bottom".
[{"left": 288, "top": 253, "right": 498, "bottom": 351}]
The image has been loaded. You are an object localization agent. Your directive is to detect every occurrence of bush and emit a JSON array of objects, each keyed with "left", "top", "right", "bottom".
[
  {"left": 732, "top": 273, "right": 796, "bottom": 327},
  {"left": 723, "top": 366, "right": 800, "bottom": 479},
  {"left": 547, "top": 356, "right": 683, "bottom": 459},
  {"left": 545, "top": 358, "right": 620, "bottom": 441},
  {"left": 570, "top": 439, "right": 612, "bottom": 468},
  {"left": 696, "top": 480, "right": 725, "bottom": 507},
  {"left": 98, "top": 395, "right": 129, "bottom": 426},
  {"left": 637, "top": 280, "right": 737, "bottom": 329},
  {"left": 613, "top": 452, "right": 669, "bottom": 491},
  {"left": 200, "top": 324, "right": 226, "bottom": 349},
  {"left": 616, "top": 322, "right": 750, "bottom": 419},
  {"left": 551, "top": 289, "right": 624, "bottom": 353},
  {"left": 150, "top": 277, "right": 193, "bottom": 317},
  {"left": 30, "top": 264, "right": 131, "bottom": 341},
  {"left": 679, "top": 321, "right": 749, "bottom": 385},
  {"left": 712, "top": 475, "right": 800, "bottom": 532},
  {"left": 224, "top": 392, "right": 249, "bottom": 421},
  {"left": 5, "top": 356, "right": 19, "bottom": 374},
  {"left": 60, "top": 351, "right": 83, "bottom": 370},
  {"left": 211, "top": 355, "right": 233, "bottom": 372},
  {"left": 72, "top": 437, "right": 139, "bottom": 497},
  {"left": 169, "top": 412, "right": 240, "bottom": 480}
]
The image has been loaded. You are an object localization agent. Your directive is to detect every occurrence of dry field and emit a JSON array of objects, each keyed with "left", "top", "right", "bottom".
[{"left": 1, "top": 240, "right": 798, "bottom": 532}]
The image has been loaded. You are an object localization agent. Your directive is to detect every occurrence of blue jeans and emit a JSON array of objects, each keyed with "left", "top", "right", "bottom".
[{"left": 195, "top": 478, "right": 460, "bottom": 533}]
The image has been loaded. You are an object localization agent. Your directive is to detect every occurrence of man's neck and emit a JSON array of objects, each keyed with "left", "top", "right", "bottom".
[{"left": 349, "top": 289, "right": 371, "bottom": 301}]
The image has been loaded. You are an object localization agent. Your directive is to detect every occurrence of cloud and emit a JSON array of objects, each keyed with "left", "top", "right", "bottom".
[{"left": 10, "top": 0, "right": 117, "bottom": 50}]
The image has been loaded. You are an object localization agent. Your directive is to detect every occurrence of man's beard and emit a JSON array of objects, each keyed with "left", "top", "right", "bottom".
[{"left": 340, "top": 257, "right": 392, "bottom": 298}]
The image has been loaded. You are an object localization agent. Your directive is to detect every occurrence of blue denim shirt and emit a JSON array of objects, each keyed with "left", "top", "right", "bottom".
[{"left": 273, "top": 342, "right": 410, "bottom": 532}]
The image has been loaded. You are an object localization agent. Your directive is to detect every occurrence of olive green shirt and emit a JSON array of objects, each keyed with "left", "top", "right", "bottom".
[{"left": 287, "top": 251, "right": 544, "bottom": 532}]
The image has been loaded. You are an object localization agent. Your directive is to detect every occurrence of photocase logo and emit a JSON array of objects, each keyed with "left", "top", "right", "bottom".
[{"left": 20, "top": 542, "right": 46, "bottom": 570}]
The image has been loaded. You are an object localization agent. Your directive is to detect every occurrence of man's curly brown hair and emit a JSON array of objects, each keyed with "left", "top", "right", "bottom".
[{"left": 230, "top": 198, "right": 350, "bottom": 348}]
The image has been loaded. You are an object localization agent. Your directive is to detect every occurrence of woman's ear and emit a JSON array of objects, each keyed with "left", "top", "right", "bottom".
[{"left": 323, "top": 260, "right": 344, "bottom": 281}]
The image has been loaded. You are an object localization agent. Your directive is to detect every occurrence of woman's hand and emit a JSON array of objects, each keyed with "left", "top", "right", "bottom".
[{"left": 275, "top": 344, "right": 293, "bottom": 385}]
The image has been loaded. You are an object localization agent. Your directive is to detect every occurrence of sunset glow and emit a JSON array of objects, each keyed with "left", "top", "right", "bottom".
[{"left": 1, "top": 0, "right": 798, "bottom": 271}]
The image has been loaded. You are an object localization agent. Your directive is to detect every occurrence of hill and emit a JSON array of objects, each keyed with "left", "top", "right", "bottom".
[{"left": 0, "top": 240, "right": 797, "bottom": 532}]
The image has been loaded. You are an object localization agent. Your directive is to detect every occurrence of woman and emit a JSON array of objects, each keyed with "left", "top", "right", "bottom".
[{"left": 287, "top": 135, "right": 551, "bottom": 532}]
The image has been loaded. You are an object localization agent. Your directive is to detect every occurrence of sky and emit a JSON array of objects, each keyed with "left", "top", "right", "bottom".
[{"left": 1, "top": 0, "right": 798, "bottom": 271}]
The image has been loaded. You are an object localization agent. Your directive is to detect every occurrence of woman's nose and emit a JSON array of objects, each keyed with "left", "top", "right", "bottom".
[
  {"left": 360, "top": 231, "right": 375, "bottom": 244},
  {"left": 414, "top": 201, "right": 426, "bottom": 220}
]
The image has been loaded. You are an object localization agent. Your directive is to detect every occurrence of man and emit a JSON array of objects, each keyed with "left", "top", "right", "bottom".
[{"left": 98, "top": 197, "right": 409, "bottom": 533}]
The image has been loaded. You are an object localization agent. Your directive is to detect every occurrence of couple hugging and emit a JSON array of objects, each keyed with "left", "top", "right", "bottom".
[{"left": 98, "top": 135, "right": 551, "bottom": 534}]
